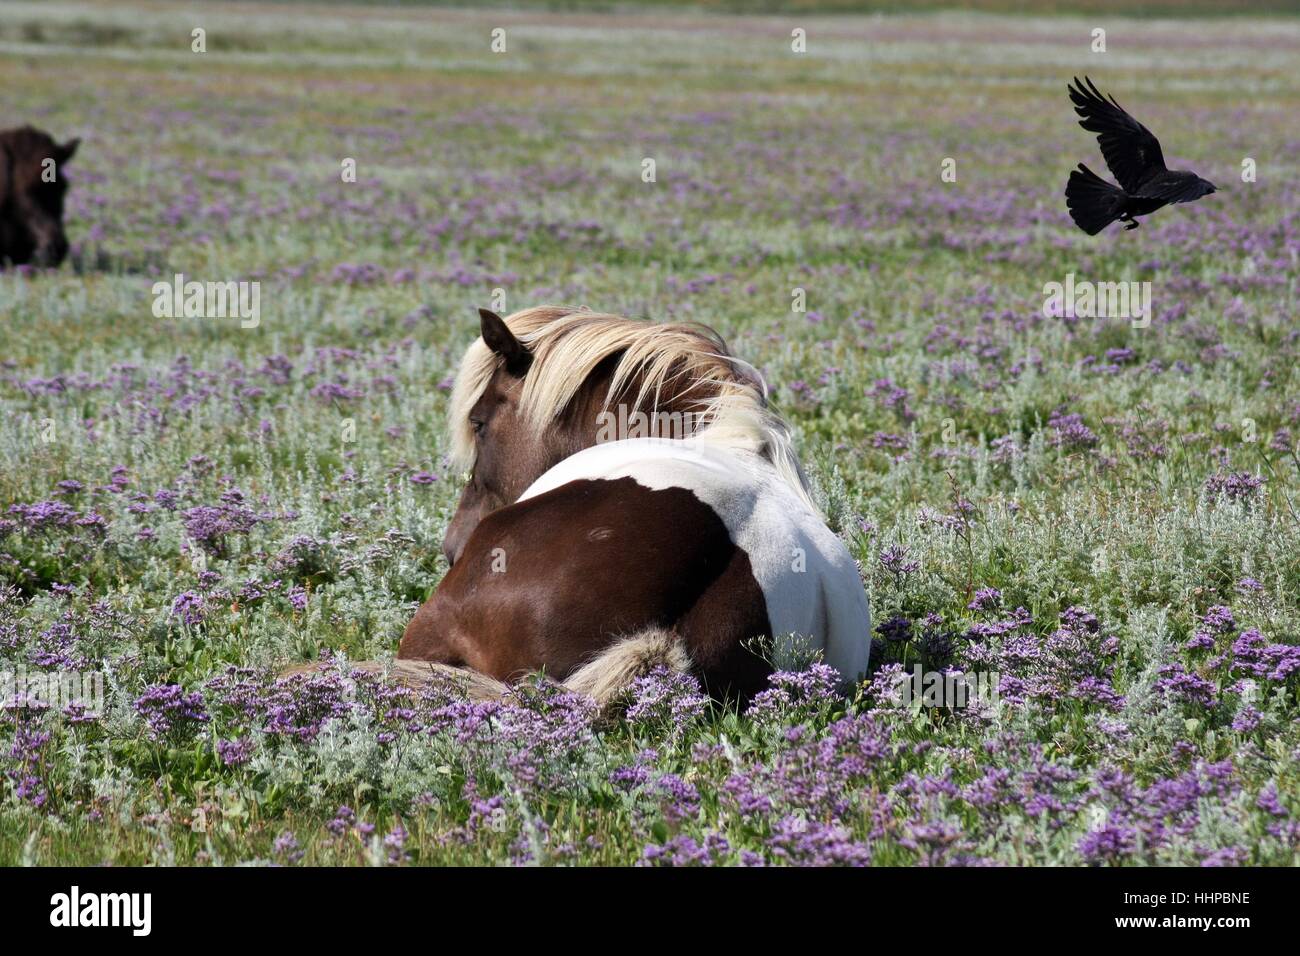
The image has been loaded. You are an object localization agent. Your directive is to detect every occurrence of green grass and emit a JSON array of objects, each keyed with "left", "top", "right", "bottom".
[{"left": 0, "top": 1, "right": 1298, "bottom": 866}]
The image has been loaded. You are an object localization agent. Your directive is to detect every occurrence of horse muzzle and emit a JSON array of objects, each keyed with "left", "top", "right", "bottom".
[{"left": 32, "top": 235, "right": 69, "bottom": 268}]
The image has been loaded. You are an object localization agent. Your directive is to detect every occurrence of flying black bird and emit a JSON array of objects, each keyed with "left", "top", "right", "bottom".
[{"left": 1065, "top": 76, "right": 1217, "bottom": 235}]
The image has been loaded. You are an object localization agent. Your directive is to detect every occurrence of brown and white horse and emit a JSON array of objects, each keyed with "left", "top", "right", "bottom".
[{"left": 307, "top": 306, "right": 871, "bottom": 704}]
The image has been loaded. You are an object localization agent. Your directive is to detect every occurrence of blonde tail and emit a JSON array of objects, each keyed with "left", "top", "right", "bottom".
[{"left": 562, "top": 628, "right": 690, "bottom": 705}]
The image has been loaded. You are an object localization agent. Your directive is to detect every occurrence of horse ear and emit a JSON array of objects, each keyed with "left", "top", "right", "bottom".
[
  {"left": 479, "top": 308, "right": 531, "bottom": 377},
  {"left": 58, "top": 138, "right": 80, "bottom": 164}
]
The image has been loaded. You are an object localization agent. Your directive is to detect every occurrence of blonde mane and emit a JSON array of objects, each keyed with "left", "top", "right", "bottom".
[{"left": 447, "top": 305, "right": 819, "bottom": 512}]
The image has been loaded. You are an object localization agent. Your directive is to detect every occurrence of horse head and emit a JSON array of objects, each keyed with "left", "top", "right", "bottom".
[
  {"left": 0, "top": 126, "right": 79, "bottom": 268},
  {"left": 441, "top": 309, "right": 545, "bottom": 566}
]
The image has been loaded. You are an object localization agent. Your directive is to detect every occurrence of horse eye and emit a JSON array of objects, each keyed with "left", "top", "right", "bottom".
[{"left": 470, "top": 418, "right": 485, "bottom": 435}]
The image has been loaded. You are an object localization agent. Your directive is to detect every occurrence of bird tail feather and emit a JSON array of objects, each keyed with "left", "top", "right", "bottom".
[{"left": 1066, "top": 164, "right": 1126, "bottom": 235}]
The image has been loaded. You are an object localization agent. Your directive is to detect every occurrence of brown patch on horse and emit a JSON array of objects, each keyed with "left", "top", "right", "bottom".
[
  {"left": 401, "top": 477, "right": 774, "bottom": 703},
  {"left": 0, "top": 126, "right": 79, "bottom": 268}
]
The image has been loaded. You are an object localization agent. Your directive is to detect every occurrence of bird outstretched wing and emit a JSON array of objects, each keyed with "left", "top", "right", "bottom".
[
  {"left": 1132, "top": 173, "right": 1215, "bottom": 204},
  {"left": 1069, "top": 76, "right": 1166, "bottom": 193}
]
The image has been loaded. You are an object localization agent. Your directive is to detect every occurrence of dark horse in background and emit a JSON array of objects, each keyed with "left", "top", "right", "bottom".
[
  {"left": 0, "top": 125, "right": 79, "bottom": 268},
  {"left": 294, "top": 306, "right": 872, "bottom": 705}
]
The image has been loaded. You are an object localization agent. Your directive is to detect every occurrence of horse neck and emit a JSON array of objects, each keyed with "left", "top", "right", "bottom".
[
  {"left": 536, "top": 356, "right": 820, "bottom": 515},
  {"left": 548, "top": 356, "right": 709, "bottom": 460}
]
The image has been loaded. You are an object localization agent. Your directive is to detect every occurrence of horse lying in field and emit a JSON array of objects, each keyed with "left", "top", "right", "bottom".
[
  {"left": 0, "top": 126, "right": 79, "bottom": 269},
  {"left": 295, "top": 306, "right": 871, "bottom": 705}
]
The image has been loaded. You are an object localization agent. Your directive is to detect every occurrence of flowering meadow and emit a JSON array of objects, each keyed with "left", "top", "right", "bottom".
[{"left": 1, "top": 2, "right": 1299, "bottom": 866}]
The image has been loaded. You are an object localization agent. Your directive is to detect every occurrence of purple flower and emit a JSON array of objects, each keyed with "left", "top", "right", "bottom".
[
  {"left": 273, "top": 830, "right": 304, "bottom": 864},
  {"left": 625, "top": 667, "right": 709, "bottom": 732},
  {"left": 1227, "top": 630, "right": 1300, "bottom": 682},
  {"left": 133, "top": 684, "right": 210, "bottom": 740},
  {"left": 182, "top": 503, "right": 261, "bottom": 556},
  {"left": 968, "top": 587, "right": 1002, "bottom": 612},
  {"left": 1202, "top": 605, "right": 1236, "bottom": 633},
  {"left": 1256, "top": 784, "right": 1287, "bottom": 818},
  {"left": 1153, "top": 664, "right": 1218, "bottom": 708},
  {"left": 1048, "top": 409, "right": 1098, "bottom": 451},
  {"left": 170, "top": 590, "right": 208, "bottom": 628},
  {"left": 8, "top": 500, "right": 87, "bottom": 532},
  {"left": 1204, "top": 471, "right": 1265, "bottom": 501},
  {"left": 745, "top": 664, "right": 842, "bottom": 723},
  {"left": 1073, "top": 676, "right": 1125, "bottom": 710},
  {"left": 878, "top": 545, "right": 920, "bottom": 579},
  {"left": 327, "top": 805, "right": 357, "bottom": 836},
  {"left": 770, "top": 816, "right": 872, "bottom": 866},
  {"left": 1231, "top": 707, "right": 1262, "bottom": 733},
  {"left": 877, "top": 615, "right": 913, "bottom": 644},
  {"left": 217, "top": 737, "right": 253, "bottom": 767},
  {"left": 383, "top": 824, "right": 409, "bottom": 864},
  {"left": 641, "top": 833, "right": 731, "bottom": 867},
  {"left": 1078, "top": 824, "right": 1137, "bottom": 864}
]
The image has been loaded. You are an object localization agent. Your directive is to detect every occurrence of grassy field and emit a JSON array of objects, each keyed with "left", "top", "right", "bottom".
[
  {"left": 219, "top": 1, "right": 1300, "bottom": 18},
  {"left": 1, "top": 0, "right": 1299, "bottom": 865}
]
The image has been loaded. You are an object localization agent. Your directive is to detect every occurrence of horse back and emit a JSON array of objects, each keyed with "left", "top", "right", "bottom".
[{"left": 399, "top": 439, "right": 870, "bottom": 698}]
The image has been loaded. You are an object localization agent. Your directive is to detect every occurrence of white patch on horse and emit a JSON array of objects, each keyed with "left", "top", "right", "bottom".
[{"left": 520, "top": 438, "right": 871, "bottom": 685}]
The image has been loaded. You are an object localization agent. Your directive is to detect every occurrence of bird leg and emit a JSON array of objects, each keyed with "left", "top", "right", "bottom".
[{"left": 1120, "top": 215, "right": 1140, "bottom": 231}]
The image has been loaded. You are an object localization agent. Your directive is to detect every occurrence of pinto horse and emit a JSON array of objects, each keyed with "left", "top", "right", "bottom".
[{"left": 304, "top": 306, "right": 871, "bottom": 704}]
